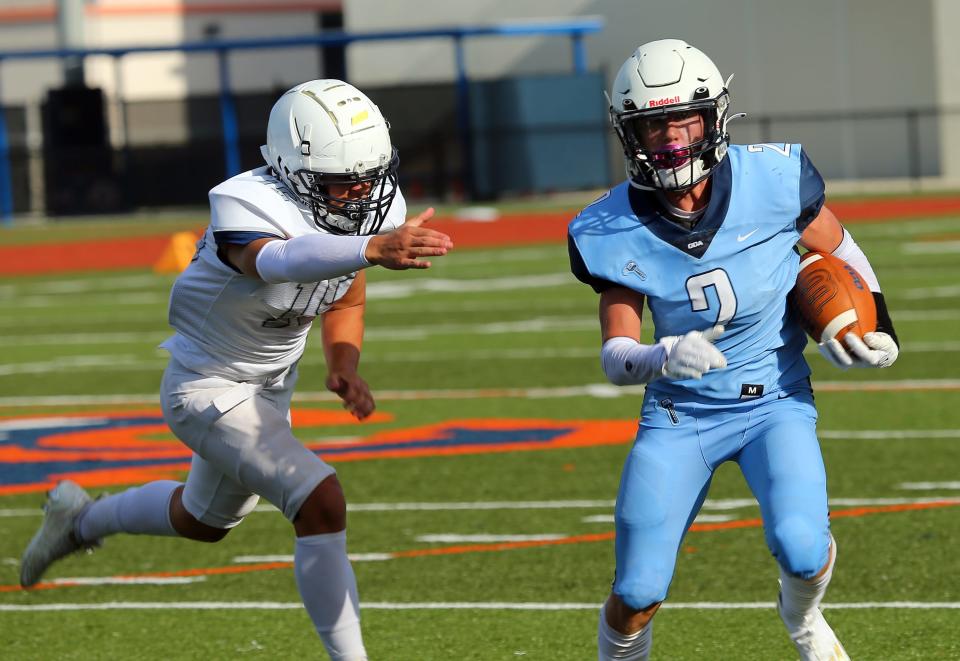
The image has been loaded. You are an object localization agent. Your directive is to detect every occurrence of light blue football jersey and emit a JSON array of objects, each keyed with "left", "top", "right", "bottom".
[{"left": 569, "top": 143, "right": 826, "bottom": 401}]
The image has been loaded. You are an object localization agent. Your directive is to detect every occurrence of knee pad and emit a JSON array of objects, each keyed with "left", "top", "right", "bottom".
[
  {"left": 614, "top": 567, "right": 670, "bottom": 611},
  {"left": 769, "top": 515, "right": 829, "bottom": 579}
]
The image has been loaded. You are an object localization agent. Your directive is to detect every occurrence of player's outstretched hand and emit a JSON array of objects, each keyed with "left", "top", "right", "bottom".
[
  {"left": 364, "top": 207, "right": 453, "bottom": 270},
  {"left": 326, "top": 371, "right": 375, "bottom": 420},
  {"left": 661, "top": 325, "right": 727, "bottom": 380},
  {"left": 818, "top": 332, "right": 899, "bottom": 369}
]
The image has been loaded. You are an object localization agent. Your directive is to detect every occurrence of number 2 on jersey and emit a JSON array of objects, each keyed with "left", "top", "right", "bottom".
[
  {"left": 686, "top": 269, "right": 737, "bottom": 327},
  {"left": 747, "top": 143, "right": 792, "bottom": 157}
]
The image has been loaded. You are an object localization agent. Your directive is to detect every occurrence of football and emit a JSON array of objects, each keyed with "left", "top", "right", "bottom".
[{"left": 791, "top": 251, "right": 877, "bottom": 343}]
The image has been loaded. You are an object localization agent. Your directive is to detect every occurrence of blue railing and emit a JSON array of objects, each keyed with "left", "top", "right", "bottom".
[{"left": 0, "top": 17, "right": 604, "bottom": 224}]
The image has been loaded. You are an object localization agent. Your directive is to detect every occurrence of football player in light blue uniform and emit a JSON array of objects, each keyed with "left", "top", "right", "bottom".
[{"left": 569, "top": 40, "right": 900, "bottom": 661}]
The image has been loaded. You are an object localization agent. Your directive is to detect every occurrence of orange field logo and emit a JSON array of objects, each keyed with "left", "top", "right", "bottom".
[{"left": 0, "top": 410, "right": 638, "bottom": 495}]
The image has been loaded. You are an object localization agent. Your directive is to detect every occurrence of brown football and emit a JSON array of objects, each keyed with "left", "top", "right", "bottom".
[{"left": 791, "top": 251, "right": 877, "bottom": 343}]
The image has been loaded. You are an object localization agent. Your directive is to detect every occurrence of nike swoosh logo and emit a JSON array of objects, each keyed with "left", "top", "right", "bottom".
[{"left": 737, "top": 228, "right": 759, "bottom": 242}]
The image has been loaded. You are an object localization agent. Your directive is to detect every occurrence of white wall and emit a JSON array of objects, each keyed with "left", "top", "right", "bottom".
[
  {"left": 344, "top": 0, "right": 597, "bottom": 84},
  {"left": 345, "top": 0, "right": 939, "bottom": 108},
  {"left": 344, "top": 0, "right": 942, "bottom": 180}
]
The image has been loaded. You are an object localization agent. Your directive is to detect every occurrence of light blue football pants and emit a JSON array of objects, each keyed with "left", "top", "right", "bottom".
[{"left": 612, "top": 383, "right": 830, "bottom": 610}]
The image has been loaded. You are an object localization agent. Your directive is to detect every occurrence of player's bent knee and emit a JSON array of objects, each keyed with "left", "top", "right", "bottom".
[
  {"left": 293, "top": 474, "right": 347, "bottom": 536},
  {"left": 614, "top": 571, "right": 670, "bottom": 614},
  {"left": 169, "top": 486, "right": 232, "bottom": 543},
  {"left": 770, "top": 516, "right": 827, "bottom": 579},
  {"left": 184, "top": 523, "right": 231, "bottom": 543}
]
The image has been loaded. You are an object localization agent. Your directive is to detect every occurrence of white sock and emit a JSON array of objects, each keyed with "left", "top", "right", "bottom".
[
  {"left": 597, "top": 606, "right": 653, "bottom": 661},
  {"left": 779, "top": 534, "right": 837, "bottom": 629},
  {"left": 294, "top": 531, "right": 367, "bottom": 661},
  {"left": 75, "top": 480, "right": 181, "bottom": 543}
]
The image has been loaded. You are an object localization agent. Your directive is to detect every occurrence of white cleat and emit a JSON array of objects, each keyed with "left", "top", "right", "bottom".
[
  {"left": 779, "top": 597, "right": 851, "bottom": 661},
  {"left": 20, "top": 480, "right": 98, "bottom": 588}
]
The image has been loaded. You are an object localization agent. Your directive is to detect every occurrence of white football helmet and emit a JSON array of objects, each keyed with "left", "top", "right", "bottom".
[
  {"left": 261, "top": 79, "right": 398, "bottom": 235},
  {"left": 609, "top": 39, "right": 738, "bottom": 191}
]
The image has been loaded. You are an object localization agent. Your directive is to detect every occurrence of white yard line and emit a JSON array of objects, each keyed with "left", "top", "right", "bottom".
[
  {"left": 3, "top": 340, "right": 960, "bottom": 366},
  {"left": 372, "top": 297, "right": 587, "bottom": 315},
  {"left": 0, "top": 332, "right": 169, "bottom": 347},
  {"left": 4, "top": 340, "right": 960, "bottom": 375},
  {"left": 364, "top": 347, "right": 598, "bottom": 362},
  {"left": 2, "top": 496, "right": 959, "bottom": 519},
  {"left": 232, "top": 554, "right": 392, "bottom": 564},
  {"left": 4, "top": 379, "right": 960, "bottom": 408},
  {"left": 231, "top": 555, "right": 292, "bottom": 563},
  {"left": 814, "top": 379, "right": 960, "bottom": 392},
  {"left": 0, "top": 275, "right": 165, "bottom": 295},
  {"left": 254, "top": 496, "right": 960, "bottom": 517},
  {"left": 902, "top": 241, "right": 960, "bottom": 254},
  {"left": 820, "top": 429, "right": 960, "bottom": 439},
  {"left": 8, "top": 319, "right": 960, "bottom": 349},
  {"left": 889, "top": 341, "right": 960, "bottom": 351},
  {"left": 18, "top": 293, "right": 169, "bottom": 308},
  {"left": 0, "top": 317, "right": 598, "bottom": 348},
  {"left": 0, "top": 416, "right": 107, "bottom": 431},
  {"left": 856, "top": 218, "right": 960, "bottom": 237},
  {"left": 892, "top": 309, "right": 960, "bottom": 320},
  {"left": 365, "top": 273, "right": 573, "bottom": 300},
  {"left": 0, "top": 311, "right": 166, "bottom": 328},
  {"left": 0, "top": 384, "right": 644, "bottom": 406},
  {"left": 258, "top": 499, "right": 619, "bottom": 514},
  {"left": 50, "top": 576, "right": 206, "bottom": 586},
  {"left": 415, "top": 534, "right": 568, "bottom": 543},
  {"left": 0, "top": 601, "right": 957, "bottom": 612},
  {"left": 901, "top": 283, "right": 960, "bottom": 300},
  {"left": 364, "top": 317, "right": 598, "bottom": 341},
  {"left": 582, "top": 514, "right": 734, "bottom": 524},
  {"left": 898, "top": 482, "right": 960, "bottom": 490},
  {"left": 692, "top": 514, "right": 736, "bottom": 523},
  {"left": 0, "top": 355, "right": 147, "bottom": 377},
  {"left": 440, "top": 246, "right": 566, "bottom": 265},
  {"left": 711, "top": 496, "right": 960, "bottom": 508}
]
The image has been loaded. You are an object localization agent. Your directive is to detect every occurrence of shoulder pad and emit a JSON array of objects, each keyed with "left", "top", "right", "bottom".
[{"left": 208, "top": 168, "right": 301, "bottom": 236}]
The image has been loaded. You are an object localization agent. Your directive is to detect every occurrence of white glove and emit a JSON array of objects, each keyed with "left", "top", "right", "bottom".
[
  {"left": 818, "top": 332, "right": 899, "bottom": 369},
  {"left": 661, "top": 326, "right": 727, "bottom": 380}
]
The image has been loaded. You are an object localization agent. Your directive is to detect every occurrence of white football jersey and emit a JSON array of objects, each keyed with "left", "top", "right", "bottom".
[{"left": 161, "top": 166, "right": 407, "bottom": 380}]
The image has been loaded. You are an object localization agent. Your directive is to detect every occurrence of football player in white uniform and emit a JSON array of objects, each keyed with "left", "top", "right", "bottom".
[{"left": 20, "top": 80, "right": 453, "bottom": 661}]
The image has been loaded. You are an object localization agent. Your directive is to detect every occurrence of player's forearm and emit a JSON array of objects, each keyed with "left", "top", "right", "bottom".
[
  {"left": 831, "top": 228, "right": 880, "bottom": 292},
  {"left": 255, "top": 233, "right": 373, "bottom": 284},
  {"left": 831, "top": 228, "right": 899, "bottom": 346},
  {"left": 321, "top": 307, "right": 365, "bottom": 374}
]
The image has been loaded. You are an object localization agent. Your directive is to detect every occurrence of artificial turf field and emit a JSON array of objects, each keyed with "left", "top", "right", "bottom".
[{"left": 0, "top": 204, "right": 958, "bottom": 659}]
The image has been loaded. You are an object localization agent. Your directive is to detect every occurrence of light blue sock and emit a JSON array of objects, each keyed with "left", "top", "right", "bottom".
[
  {"left": 294, "top": 531, "right": 367, "bottom": 660},
  {"left": 76, "top": 480, "right": 181, "bottom": 543}
]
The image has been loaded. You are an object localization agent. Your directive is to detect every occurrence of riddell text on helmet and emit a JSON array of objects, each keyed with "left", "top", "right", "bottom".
[{"left": 648, "top": 96, "right": 681, "bottom": 107}]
